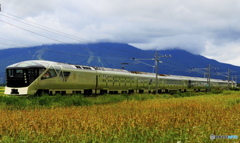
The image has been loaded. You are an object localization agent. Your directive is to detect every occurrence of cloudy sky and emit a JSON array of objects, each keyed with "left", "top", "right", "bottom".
[{"left": 1, "top": 0, "right": 240, "bottom": 66}]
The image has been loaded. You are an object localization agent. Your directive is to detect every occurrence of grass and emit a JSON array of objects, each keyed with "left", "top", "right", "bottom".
[
  {"left": 0, "top": 91, "right": 239, "bottom": 142},
  {"left": 0, "top": 93, "right": 169, "bottom": 109},
  {"left": 0, "top": 86, "right": 4, "bottom": 94},
  {"left": 0, "top": 90, "right": 234, "bottom": 109}
]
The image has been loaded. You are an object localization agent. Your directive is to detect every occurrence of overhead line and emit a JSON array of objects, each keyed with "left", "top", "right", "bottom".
[
  {"left": 0, "top": 11, "right": 156, "bottom": 61},
  {"left": 1, "top": 12, "right": 92, "bottom": 43},
  {"left": 0, "top": 19, "right": 68, "bottom": 44},
  {"left": 1, "top": 11, "right": 155, "bottom": 58},
  {"left": 0, "top": 12, "right": 93, "bottom": 51}
]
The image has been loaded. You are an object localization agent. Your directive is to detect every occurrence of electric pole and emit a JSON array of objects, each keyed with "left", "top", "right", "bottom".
[
  {"left": 206, "top": 64, "right": 220, "bottom": 92},
  {"left": 132, "top": 51, "right": 171, "bottom": 94},
  {"left": 207, "top": 64, "right": 211, "bottom": 92},
  {"left": 191, "top": 64, "right": 218, "bottom": 92},
  {"left": 155, "top": 52, "right": 159, "bottom": 94},
  {"left": 227, "top": 69, "right": 236, "bottom": 89}
]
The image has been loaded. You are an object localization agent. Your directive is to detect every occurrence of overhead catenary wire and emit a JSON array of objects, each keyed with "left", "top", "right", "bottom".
[
  {"left": 0, "top": 18, "right": 168, "bottom": 69},
  {"left": 0, "top": 11, "right": 168, "bottom": 69},
  {"left": 0, "top": 11, "right": 155, "bottom": 58},
  {"left": 0, "top": 19, "right": 70, "bottom": 44},
  {"left": 0, "top": 12, "right": 90, "bottom": 43}
]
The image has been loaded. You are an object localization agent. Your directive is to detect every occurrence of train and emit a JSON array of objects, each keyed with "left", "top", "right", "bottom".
[{"left": 4, "top": 60, "right": 237, "bottom": 95}]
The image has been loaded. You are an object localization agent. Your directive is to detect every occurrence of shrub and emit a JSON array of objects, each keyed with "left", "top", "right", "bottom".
[{"left": 62, "top": 95, "right": 92, "bottom": 106}]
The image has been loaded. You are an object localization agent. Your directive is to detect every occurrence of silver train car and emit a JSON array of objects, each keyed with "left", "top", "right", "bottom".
[{"left": 4, "top": 60, "right": 236, "bottom": 95}]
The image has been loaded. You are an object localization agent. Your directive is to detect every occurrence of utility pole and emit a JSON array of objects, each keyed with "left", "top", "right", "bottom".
[
  {"left": 206, "top": 64, "right": 219, "bottom": 92},
  {"left": 207, "top": 64, "right": 211, "bottom": 92},
  {"left": 191, "top": 64, "right": 218, "bottom": 92},
  {"left": 227, "top": 69, "right": 236, "bottom": 89},
  {"left": 155, "top": 52, "right": 159, "bottom": 94},
  {"left": 228, "top": 69, "right": 230, "bottom": 89},
  {"left": 132, "top": 51, "right": 171, "bottom": 94}
]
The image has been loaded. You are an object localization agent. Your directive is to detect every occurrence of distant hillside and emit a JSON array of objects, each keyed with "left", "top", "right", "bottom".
[{"left": 0, "top": 42, "right": 239, "bottom": 83}]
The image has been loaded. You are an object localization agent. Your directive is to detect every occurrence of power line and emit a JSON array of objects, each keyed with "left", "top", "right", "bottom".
[
  {"left": 0, "top": 12, "right": 90, "bottom": 43},
  {"left": 0, "top": 11, "right": 155, "bottom": 58},
  {"left": 0, "top": 11, "right": 157, "bottom": 65},
  {"left": 0, "top": 19, "right": 69, "bottom": 44},
  {"left": 132, "top": 51, "right": 171, "bottom": 94}
]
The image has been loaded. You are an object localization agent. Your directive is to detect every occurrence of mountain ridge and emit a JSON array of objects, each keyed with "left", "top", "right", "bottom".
[{"left": 0, "top": 42, "right": 239, "bottom": 83}]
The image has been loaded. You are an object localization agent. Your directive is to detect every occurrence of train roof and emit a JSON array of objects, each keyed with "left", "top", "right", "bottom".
[
  {"left": 6, "top": 60, "right": 231, "bottom": 83},
  {"left": 6, "top": 60, "right": 129, "bottom": 72},
  {"left": 6, "top": 60, "right": 48, "bottom": 69}
]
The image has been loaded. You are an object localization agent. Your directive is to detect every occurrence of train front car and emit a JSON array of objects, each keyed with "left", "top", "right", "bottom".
[{"left": 4, "top": 60, "right": 47, "bottom": 95}]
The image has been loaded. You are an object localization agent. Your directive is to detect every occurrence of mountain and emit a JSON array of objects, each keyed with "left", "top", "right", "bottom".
[{"left": 0, "top": 42, "right": 239, "bottom": 84}]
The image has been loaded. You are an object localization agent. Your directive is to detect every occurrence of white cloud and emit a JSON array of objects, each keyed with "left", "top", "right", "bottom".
[
  {"left": 1, "top": 0, "right": 240, "bottom": 65},
  {"left": 203, "top": 41, "right": 240, "bottom": 66}
]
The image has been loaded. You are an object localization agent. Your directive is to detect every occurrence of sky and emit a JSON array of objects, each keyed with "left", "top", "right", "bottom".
[{"left": 1, "top": 0, "right": 240, "bottom": 66}]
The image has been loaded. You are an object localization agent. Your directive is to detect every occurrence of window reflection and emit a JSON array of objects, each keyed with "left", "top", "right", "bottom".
[{"left": 41, "top": 67, "right": 57, "bottom": 80}]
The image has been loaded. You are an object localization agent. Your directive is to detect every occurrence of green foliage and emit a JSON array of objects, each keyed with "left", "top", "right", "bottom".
[
  {"left": 61, "top": 95, "right": 92, "bottom": 106},
  {"left": 92, "top": 94, "right": 126, "bottom": 104},
  {"left": 230, "top": 87, "right": 240, "bottom": 91},
  {"left": 210, "top": 90, "right": 223, "bottom": 94},
  {"left": 0, "top": 96, "right": 28, "bottom": 109},
  {"left": 226, "top": 99, "right": 240, "bottom": 107},
  {"left": 172, "top": 91, "right": 195, "bottom": 98},
  {"left": 0, "top": 93, "right": 171, "bottom": 109},
  {"left": 126, "top": 93, "right": 158, "bottom": 101},
  {"left": 0, "top": 91, "right": 237, "bottom": 110},
  {"left": 0, "top": 86, "right": 4, "bottom": 94}
]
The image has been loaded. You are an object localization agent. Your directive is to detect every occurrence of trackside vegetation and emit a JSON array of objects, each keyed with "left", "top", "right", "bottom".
[
  {"left": 0, "top": 91, "right": 239, "bottom": 142},
  {"left": 0, "top": 86, "right": 4, "bottom": 94},
  {"left": 0, "top": 91, "right": 212, "bottom": 109}
]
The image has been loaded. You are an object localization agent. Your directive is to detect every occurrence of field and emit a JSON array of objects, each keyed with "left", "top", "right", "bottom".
[
  {"left": 0, "top": 86, "right": 4, "bottom": 94},
  {"left": 0, "top": 91, "right": 239, "bottom": 142}
]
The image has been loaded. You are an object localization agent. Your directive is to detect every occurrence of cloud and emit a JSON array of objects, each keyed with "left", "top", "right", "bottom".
[
  {"left": 203, "top": 40, "right": 240, "bottom": 66},
  {"left": 1, "top": 0, "right": 240, "bottom": 65}
]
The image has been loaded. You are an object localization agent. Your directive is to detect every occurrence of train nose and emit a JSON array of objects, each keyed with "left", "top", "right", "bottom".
[{"left": 11, "top": 89, "right": 19, "bottom": 94}]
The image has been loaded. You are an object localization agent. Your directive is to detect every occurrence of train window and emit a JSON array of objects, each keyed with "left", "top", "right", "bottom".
[
  {"left": 6, "top": 69, "right": 28, "bottom": 87},
  {"left": 7, "top": 69, "right": 24, "bottom": 78},
  {"left": 54, "top": 66, "right": 61, "bottom": 75},
  {"left": 82, "top": 66, "right": 92, "bottom": 70},
  {"left": 28, "top": 69, "right": 38, "bottom": 84},
  {"left": 49, "top": 67, "right": 57, "bottom": 77},
  {"left": 41, "top": 71, "right": 51, "bottom": 79},
  {"left": 8, "top": 70, "right": 14, "bottom": 77},
  {"left": 63, "top": 72, "right": 71, "bottom": 81},
  {"left": 75, "top": 65, "right": 82, "bottom": 69},
  {"left": 41, "top": 67, "right": 57, "bottom": 80},
  {"left": 39, "top": 69, "right": 45, "bottom": 75},
  {"left": 59, "top": 71, "right": 63, "bottom": 81}
]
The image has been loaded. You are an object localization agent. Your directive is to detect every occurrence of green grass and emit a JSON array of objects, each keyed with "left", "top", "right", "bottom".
[
  {"left": 0, "top": 93, "right": 171, "bottom": 109},
  {"left": 0, "top": 90, "right": 237, "bottom": 110},
  {"left": 0, "top": 91, "right": 204, "bottom": 110},
  {"left": 0, "top": 86, "right": 4, "bottom": 94}
]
